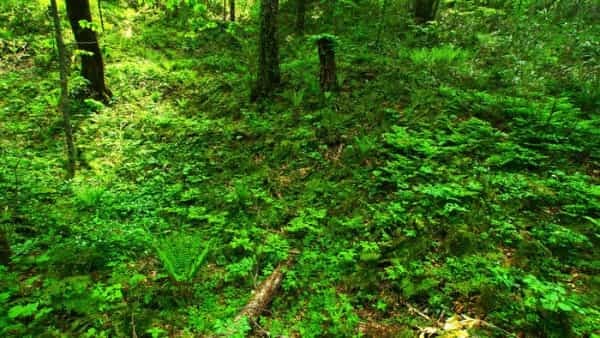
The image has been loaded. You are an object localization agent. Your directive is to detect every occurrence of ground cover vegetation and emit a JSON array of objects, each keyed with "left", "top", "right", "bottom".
[{"left": 0, "top": 0, "right": 599, "bottom": 336}]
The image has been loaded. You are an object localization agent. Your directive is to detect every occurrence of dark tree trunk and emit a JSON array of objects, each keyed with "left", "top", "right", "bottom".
[
  {"left": 317, "top": 36, "right": 337, "bottom": 92},
  {"left": 65, "top": 0, "right": 111, "bottom": 101},
  {"left": 253, "top": 0, "right": 280, "bottom": 101},
  {"left": 52, "top": 0, "right": 77, "bottom": 178},
  {"left": 414, "top": 0, "right": 438, "bottom": 24},
  {"left": 230, "top": 0, "right": 236, "bottom": 21},
  {"left": 0, "top": 231, "right": 10, "bottom": 266},
  {"left": 296, "top": 0, "right": 306, "bottom": 34}
]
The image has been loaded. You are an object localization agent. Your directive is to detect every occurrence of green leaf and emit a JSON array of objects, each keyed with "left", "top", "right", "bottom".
[
  {"left": 8, "top": 302, "right": 39, "bottom": 319},
  {"left": 557, "top": 302, "right": 573, "bottom": 312}
]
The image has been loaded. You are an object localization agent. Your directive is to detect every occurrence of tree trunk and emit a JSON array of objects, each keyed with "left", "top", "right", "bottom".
[
  {"left": 375, "top": 0, "right": 389, "bottom": 48},
  {"left": 296, "top": 0, "right": 306, "bottom": 34},
  {"left": 0, "top": 231, "right": 10, "bottom": 266},
  {"left": 230, "top": 0, "right": 236, "bottom": 21},
  {"left": 326, "top": 0, "right": 337, "bottom": 31},
  {"left": 253, "top": 0, "right": 280, "bottom": 101},
  {"left": 414, "top": 0, "right": 438, "bottom": 24},
  {"left": 52, "top": 0, "right": 77, "bottom": 179},
  {"left": 65, "top": 0, "right": 111, "bottom": 102},
  {"left": 317, "top": 36, "right": 337, "bottom": 92}
]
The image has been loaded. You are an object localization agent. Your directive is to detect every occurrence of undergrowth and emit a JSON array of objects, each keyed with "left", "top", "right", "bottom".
[{"left": 0, "top": 0, "right": 598, "bottom": 337}]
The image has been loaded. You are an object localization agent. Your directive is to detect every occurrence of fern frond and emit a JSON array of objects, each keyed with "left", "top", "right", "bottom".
[{"left": 153, "top": 232, "right": 213, "bottom": 282}]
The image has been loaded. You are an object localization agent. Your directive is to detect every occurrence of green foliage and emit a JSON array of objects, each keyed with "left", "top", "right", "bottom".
[
  {"left": 1, "top": 0, "right": 598, "bottom": 336},
  {"left": 408, "top": 44, "right": 470, "bottom": 66},
  {"left": 153, "top": 232, "right": 212, "bottom": 282},
  {"left": 8, "top": 302, "right": 39, "bottom": 320}
]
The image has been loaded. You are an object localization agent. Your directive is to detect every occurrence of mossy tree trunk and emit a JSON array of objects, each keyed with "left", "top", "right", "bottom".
[
  {"left": 317, "top": 36, "right": 337, "bottom": 92},
  {"left": 65, "top": 0, "right": 111, "bottom": 101},
  {"left": 254, "top": 0, "right": 280, "bottom": 101},
  {"left": 296, "top": 0, "right": 306, "bottom": 34},
  {"left": 52, "top": 0, "right": 77, "bottom": 178},
  {"left": 414, "top": 0, "right": 438, "bottom": 24}
]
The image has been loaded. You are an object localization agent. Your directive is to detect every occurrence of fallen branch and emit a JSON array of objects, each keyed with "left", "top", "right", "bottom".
[
  {"left": 131, "top": 312, "right": 138, "bottom": 338},
  {"left": 404, "top": 302, "right": 440, "bottom": 325},
  {"left": 461, "top": 314, "right": 516, "bottom": 338},
  {"left": 235, "top": 260, "right": 288, "bottom": 322},
  {"left": 402, "top": 301, "right": 516, "bottom": 338}
]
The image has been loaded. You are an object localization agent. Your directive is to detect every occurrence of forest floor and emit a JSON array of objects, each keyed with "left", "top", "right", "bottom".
[{"left": 1, "top": 1, "right": 599, "bottom": 337}]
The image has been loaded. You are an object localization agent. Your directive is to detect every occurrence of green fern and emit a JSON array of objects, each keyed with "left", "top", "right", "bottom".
[
  {"left": 408, "top": 45, "right": 470, "bottom": 66},
  {"left": 153, "top": 233, "right": 212, "bottom": 282}
]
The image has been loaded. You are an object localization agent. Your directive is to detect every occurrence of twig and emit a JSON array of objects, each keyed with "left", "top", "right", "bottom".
[
  {"left": 251, "top": 318, "right": 271, "bottom": 337},
  {"left": 131, "top": 312, "right": 137, "bottom": 338},
  {"left": 404, "top": 302, "right": 440, "bottom": 325},
  {"left": 13, "top": 157, "right": 21, "bottom": 214},
  {"left": 403, "top": 301, "right": 517, "bottom": 338},
  {"left": 460, "top": 314, "right": 516, "bottom": 337}
]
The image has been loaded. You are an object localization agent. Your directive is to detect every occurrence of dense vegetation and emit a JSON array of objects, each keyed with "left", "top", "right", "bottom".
[{"left": 1, "top": 0, "right": 599, "bottom": 337}]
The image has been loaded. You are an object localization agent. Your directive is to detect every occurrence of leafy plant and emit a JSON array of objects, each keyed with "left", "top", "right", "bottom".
[{"left": 153, "top": 232, "right": 212, "bottom": 282}]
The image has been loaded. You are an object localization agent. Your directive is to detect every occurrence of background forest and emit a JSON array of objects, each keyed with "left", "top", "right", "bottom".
[{"left": 0, "top": 0, "right": 599, "bottom": 337}]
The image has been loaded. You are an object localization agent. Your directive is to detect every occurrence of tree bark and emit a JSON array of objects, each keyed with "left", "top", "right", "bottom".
[
  {"left": 414, "top": 0, "right": 438, "bottom": 24},
  {"left": 296, "top": 0, "right": 306, "bottom": 34},
  {"left": 52, "top": 0, "right": 77, "bottom": 179},
  {"left": 230, "top": 257, "right": 294, "bottom": 334},
  {"left": 230, "top": 0, "right": 236, "bottom": 21},
  {"left": 317, "top": 36, "right": 337, "bottom": 92},
  {"left": 253, "top": 0, "right": 280, "bottom": 101},
  {"left": 234, "top": 260, "right": 289, "bottom": 323},
  {"left": 0, "top": 231, "right": 10, "bottom": 266},
  {"left": 65, "top": 0, "right": 111, "bottom": 101}
]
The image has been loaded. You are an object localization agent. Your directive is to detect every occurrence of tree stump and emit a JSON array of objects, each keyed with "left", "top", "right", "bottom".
[
  {"left": 414, "top": 0, "right": 438, "bottom": 24},
  {"left": 317, "top": 36, "right": 337, "bottom": 92}
]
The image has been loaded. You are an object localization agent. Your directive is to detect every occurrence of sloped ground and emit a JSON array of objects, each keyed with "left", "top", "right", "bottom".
[{"left": 1, "top": 1, "right": 598, "bottom": 337}]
